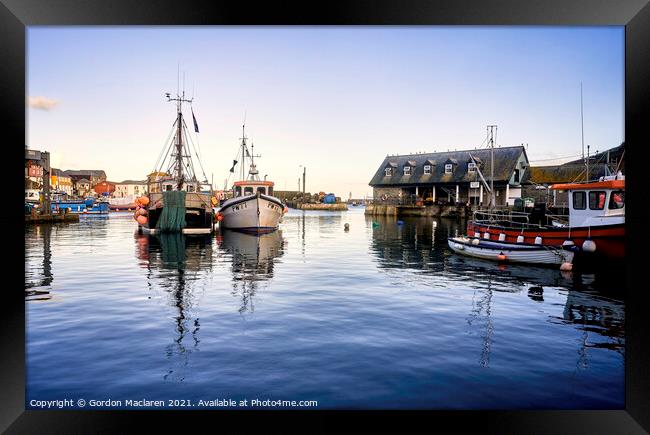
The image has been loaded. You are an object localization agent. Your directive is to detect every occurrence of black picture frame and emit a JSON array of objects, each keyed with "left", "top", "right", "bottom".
[{"left": 3, "top": 0, "right": 649, "bottom": 432}]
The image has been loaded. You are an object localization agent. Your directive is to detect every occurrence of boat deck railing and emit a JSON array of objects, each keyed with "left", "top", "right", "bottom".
[{"left": 472, "top": 208, "right": 570, "bottom": 229}]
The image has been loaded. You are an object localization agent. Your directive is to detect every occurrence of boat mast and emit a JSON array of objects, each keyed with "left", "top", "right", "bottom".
[
  {"left": 580, "top": 82, "right": 585, "bottom": 181},
  {"left": 487, "top": 125, "right": 497, "bottom": 208},
  {"left": 167, "top": 90, "right": 193, "bottom": 190},
  {"left": 240, "top": 124, "right": 247, "bottom": 181}
]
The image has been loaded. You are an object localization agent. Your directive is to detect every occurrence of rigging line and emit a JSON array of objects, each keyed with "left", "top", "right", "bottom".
[
  {"left": 182, "top": 117, "right": 209, "bottom": 182},
  {"left": 529, "top": 153, "right": 583, "bottom": 163},
  {"left": 153, "top": 119, "right": 178, "bottom": 174}
]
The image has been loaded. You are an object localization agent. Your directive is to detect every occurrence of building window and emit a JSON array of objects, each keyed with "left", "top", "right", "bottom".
[
  {"left": 404, "top": 166, "right": 411, "bottom": 176},
  {"left": 608, "top": 190, "right": 624, "bottom": 209},
  {"left": 424, "top": 165, "right": 431, "bottom": 174},
  {"left": 513, "top": 169, "right": 520, "bottom": 183},
  {"left": 468, "top": 162, "right": 476, "bottom": 172},
  {"left": 445, "top": 164, "right": 453, "bottom": 174},
  {"left": 589, "top": 191, "right": 606, "bottom": 210},
  {"left": 385, "top": 167, "right": 392, "bottom": 177},
  {"left": 573, "top": 191, "right": 586, "bottom": 210}
]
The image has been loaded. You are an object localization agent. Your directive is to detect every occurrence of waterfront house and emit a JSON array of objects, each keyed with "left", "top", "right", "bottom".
[
  {"left": 93, "top": 180, "right": 116, "bottom": 196},
  {"left": 74, "top": 178, "right": 92, "bottom": 196},
  {"left": 114, "top": 179, "right": 148, "bottom": 198},
  {"left": 368, "top": 146, "right": 529, "bottom": 206},
  {"left": 64, "top": 169, "right": 107, "bottom": 187},
  {"left": 50, "top": 168, "right": 74, "bottom": 196}
]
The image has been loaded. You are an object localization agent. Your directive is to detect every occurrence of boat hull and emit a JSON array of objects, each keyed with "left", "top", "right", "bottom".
[
  {"left": 219, "top": 193, "right": 283, "bottom": 233},
  {"left": 448, "top": 236, "right": 575, "bottom": 266},
  {"left": 140, "top": 192, "right": 214, "bottom": 234},
  {"left": 467, "top": 221, "right": 624, "bottom": 259}
]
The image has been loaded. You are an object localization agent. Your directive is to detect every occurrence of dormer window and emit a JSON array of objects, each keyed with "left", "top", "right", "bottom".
[
  {"left": 424, "top": 165, "right": 432, "bottom": 175},
  {"left": 468, "top": 162, "right": 477, "bottom": 172},
  {"left": 403, "top": 166, "right": 411, "bottom": 176},
  {"left": 385, "top": 167, "right": 392, "bottom": 177},
  {"left": 445, "top": 164, "right": 453, "bottom": 174}
]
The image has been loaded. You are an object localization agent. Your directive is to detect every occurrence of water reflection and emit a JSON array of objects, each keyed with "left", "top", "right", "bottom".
[
  {"left": 135, "top": 232, "right": 213, "bottom": 382},
  {"left": 369, "top": 215, "right": 625, "bottom": 367},
  {"left": 216, "top": 229, "right": 285, "bottom": 314},
  {"left": 25, "top": 224, "right": 54, "bottom": 301}
]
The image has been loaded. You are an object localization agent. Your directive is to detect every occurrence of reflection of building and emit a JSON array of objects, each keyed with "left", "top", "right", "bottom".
[
  {"left": 217, "top": 229, "right": 284, "bottom": 313},
  {"left": 369, "top": 146, "right": 528, "bottom": 206}
]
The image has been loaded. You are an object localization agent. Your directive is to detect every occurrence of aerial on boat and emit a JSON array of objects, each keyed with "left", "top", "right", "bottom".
[
  {"left": 136, "top": 88, "right": 215, "bottom": 235},
  {"left": 216, "top": 124, "right": 287, "bottom": 233}
]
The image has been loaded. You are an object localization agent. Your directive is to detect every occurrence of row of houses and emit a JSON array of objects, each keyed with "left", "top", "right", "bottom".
[{"left": 368, "top": 143, "right": 624, "bottom": 208}]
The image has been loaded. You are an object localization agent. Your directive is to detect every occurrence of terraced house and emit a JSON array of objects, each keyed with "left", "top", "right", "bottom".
[{"left": 369, "top": 146, "right": 529, "bottom": 206}]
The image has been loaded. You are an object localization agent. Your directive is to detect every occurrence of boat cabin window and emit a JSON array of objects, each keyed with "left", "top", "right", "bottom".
[
  {"left": 257, "top": 186, "right": 266, "bottom": 195},
  {"left": 573, "top": 191, "right": 586, "bottom": 210},
  {"left": 608, "top": 190, "right": 625, "bottom": 209},
  {"left": 268, "top": 186, "right": 273, "bottom": 196},
  {"left": 244, "top": 186, "right": 254, "bottom": 195},
  {"left": 588, "top": 191, "right": 606, "bottom": 210},
  {"left": 235, "top": 186, "right": 242, "bottom": 197},
  {"left": 187, "top": 185, "right": 195, "bottom": 192},
  {"left": 165, "top": 184, "right": 173, "bottom": 191}
]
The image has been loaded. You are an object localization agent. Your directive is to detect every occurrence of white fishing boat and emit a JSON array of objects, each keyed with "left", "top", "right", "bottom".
[
  {"left": 217, "top": 125, "right": 286, "bottom": 233},
  {"left": 447, "top": 236, "right": 575, "bottom": 267}
]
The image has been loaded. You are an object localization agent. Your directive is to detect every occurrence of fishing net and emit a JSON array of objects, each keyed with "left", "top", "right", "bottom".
[{"left": 156, "top": 190, "right": 187, "bottom": 232}]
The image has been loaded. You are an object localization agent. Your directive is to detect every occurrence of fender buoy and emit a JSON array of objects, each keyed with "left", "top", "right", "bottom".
[{"left": 497, "top": 252, "right": 507, "bottom": 261}]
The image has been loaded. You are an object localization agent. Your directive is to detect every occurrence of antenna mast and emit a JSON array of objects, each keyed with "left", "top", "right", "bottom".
[{"left": 166, "top": 90, "right": 193, "bottom": 190}]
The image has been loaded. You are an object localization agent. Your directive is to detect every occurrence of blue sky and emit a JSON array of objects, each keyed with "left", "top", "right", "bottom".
[{"left": 27, "top": 26, "right": 624, "bottom": 198}]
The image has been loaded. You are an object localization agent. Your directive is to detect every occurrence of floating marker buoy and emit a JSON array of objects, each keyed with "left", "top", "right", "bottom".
[
  {"left": 474, "top": 231, "right": 480, "bottom": 238},
  {"left": 582, "top": 239, "right": 597, "bottom": 253},
  {"left": 497, "top": 252, "right": 507, "bottom": 261},
  {"left": 517, "top": 235, "right": 524, "bottom": 243},
  {"left": 483, "top": 232, "right": 490, "bottom": 239},
  {"left": 534, "top": 235, "right": 542, "bottom": 245},
  {"left": 344, "top": 223, "right": 350, "bottom": 231},
  {"left": 560, "top": 262, "right": 573, "bottom": 271},
  {"left": 498, "top": 233, "right": 506, "bottom": 241}
]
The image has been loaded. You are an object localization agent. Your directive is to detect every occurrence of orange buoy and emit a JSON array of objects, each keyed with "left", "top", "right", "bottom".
[
  {"left": 139, "top": 196, "right": 150, "bottom": 206},
  {"left": 136, "top": 208, "right": 147, "bottom": 216},
  {"left": 560, "top": 262, "right": 573, "bottom": 271},
  {"left": 136, "top": 215, "right": 147, "bottom": 225},
  {"left": 283, "top": 206, "right": 289, "bottom": 214},
  {"left": 497, "top": 252, "right": 507, "bottom": 261},
  {"left": 217, "top": 214, "right": 224, "bottom": 222}
]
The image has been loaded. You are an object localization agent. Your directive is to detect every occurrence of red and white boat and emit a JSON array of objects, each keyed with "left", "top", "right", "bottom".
[{"left": 466, "top": 173, "right": 625, "bottom": 260}]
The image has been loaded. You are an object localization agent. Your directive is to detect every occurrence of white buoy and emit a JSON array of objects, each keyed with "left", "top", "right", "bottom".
[
  {"left": 471, "top": 238, "right": 480, "bottom": 245},
  {"left": 474, "top": 231, "right": 480, "bottom": 238},
  {"left": 582, "top": 239, "right": 597, "bottom": 252},
  {"left": 498, "top": 233, "right": 506, "bottom": 241},
  {"left": 562, "top": 240, "right": 575, "bottom": 247},
  {"left": 516, "top": 235, "right": 524, "bottom": 243},
  {"left": 483, "top": 232, "right": 490, "bottom": 240},
  {"left": 560, "top": 262, "right": 573, "bottom": 271},
  {"left": 534, "top": 235, "right": 542, "bottom": 245}
]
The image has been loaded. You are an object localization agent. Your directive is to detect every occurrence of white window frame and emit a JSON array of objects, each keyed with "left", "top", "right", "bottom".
[
  {"left": 404, "top": 166, "right": 411, "bottom": 176},
  {"left": 468, "top": 162, "right": 477, "bottom": 172},
  {"left": 385, "top": 167, "right": 392, "bottom": 176},
  {"left": 445, "top": 164, "right": 453, "bottom": 174},
  {"left": 424, "top": 165, "right": 431, "bottom": 174}
]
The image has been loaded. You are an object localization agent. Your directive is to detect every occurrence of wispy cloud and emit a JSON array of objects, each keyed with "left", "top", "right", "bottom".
[{"left": 28, "top": 96, "right": 59, "bottom": 111}]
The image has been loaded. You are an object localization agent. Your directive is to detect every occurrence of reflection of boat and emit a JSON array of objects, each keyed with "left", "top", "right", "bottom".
[
  {"left": 448, "top": 236, "right": 575, "bottom": 267},
  {"left": 140, "top": 89, "right": 214, "bottom": 235},
  {"left": 217, "top": 125, "right": 285, "bottom": 233},
  {"left": 217, "top": 229, "right": 284, "bottom": 314}
]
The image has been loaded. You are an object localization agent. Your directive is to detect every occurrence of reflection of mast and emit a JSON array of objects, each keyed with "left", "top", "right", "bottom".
[{"left": 467, "top": 275, "right": 494, "bottom": 368}]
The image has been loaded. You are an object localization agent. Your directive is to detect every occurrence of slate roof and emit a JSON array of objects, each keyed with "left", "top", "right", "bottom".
[
  {"left": 525, "top": 164, "right": 609, "bottom": 185},
  {"left": 64, "top": 169, "right": 107, "bottom": 178},
  {"left": 369, "top": 146, "right": 527, "bottom": 186},
  {"left": 115, "top": 180, "right": 148, "bottom": 185}
]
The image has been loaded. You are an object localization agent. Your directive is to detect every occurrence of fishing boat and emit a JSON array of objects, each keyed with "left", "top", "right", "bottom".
[
  {"left": 448, "top": 235, "right": 576, "bottom": 267},
  {"left": 217, "top": 125, "right": 286, "bottom": 233},
  {"left": 467, "top": 172, "right": 625, "bottom": 260},
  {"left": 137, "top": 89, "right": 215, "bottom": 234},
  {"left": 51, "top": 197, "right": 110, "bottom": 214}
]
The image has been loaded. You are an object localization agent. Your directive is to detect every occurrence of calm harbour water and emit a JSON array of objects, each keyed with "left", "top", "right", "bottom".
[{"left": 25, "top": 208, "right": 625, "bottom": 409}]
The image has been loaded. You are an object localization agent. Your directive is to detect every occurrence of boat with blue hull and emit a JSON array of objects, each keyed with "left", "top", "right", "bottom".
[{"left": 51, "top": 198, "right": 110, "bottom": 214}]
